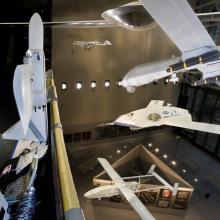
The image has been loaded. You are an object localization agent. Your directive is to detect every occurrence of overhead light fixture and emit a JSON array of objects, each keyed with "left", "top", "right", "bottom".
[
  {"left": 171, "top": 160, "right": 176, "bottom": 165},
  {"left": 76, "top": 81, "right": 82, "bottom": 90},
  {"left": 182, "top": 169, "right": 186, "bottom": 173},
  {"left": 194, "top": 178, "right": 198, "bottom": 182},
  {"left": 61, "top": 82, "right": 67, "bottom": 90},
  {"left": 91, "top": 81, "right": 96, "bottom": 89},
  {"left": 116, "top": 149, "right": 121, "bottom": 154},
  {"left": 104, "top": 80, "right": 110, "bottom": 88},
  {"left": 148, "top": 142, "right": 152, "bottom": 147},
  {"left": 163, "top": 154, "right": 168, "bottom": 159},
  {"left": 155, "top": 148, "right": 159, "bottom": 153}
]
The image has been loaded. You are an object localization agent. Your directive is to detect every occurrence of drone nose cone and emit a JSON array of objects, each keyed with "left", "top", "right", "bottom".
[
  {"left": 84, "top": 190, "right": 93, "bottom": 199},
  {"left": 121, "top": 78, "right": 128, "bottom": 88}
]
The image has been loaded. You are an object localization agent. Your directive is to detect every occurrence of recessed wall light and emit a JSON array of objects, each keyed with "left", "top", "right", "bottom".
[
  {"left": 61, "top": 82, "right": 67, "bottom": 90},
  {"left": 118, "top": 79, "right": 122, "bottom": 87},
  {"left": 163, "top": 154, "right": 168, "bottom": 159},
  {"left": 194, "top": 178, "right": 198, "bottom": 182},
  {"left": 91, "top": 81, "right": 96, "bottom": 89},
  {"left": 76, "top": 81, "right": 82, "bottom": 90},
  {"left": 148, "top": 143, "right": 152, "bottom": 147},
  {"left": 171, "top": 160, "right": 176, "bottom": 165},
  {"left": 155, "top": 148, "right": 159, "bottom": 153},
  {"left": 116, "top": 149, "right": 121, "bottom": 154},
  {"left": 182, "top": 169, "right": 186, "bottom": 173},
  {"left": 104, "top": 80, "right": 110, "bottom": 88},
  {"left": 164, "top": 78, "right": 169, "bottom": 84}
]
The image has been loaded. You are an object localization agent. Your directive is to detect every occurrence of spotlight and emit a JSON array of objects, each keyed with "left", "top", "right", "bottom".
[
  {"left": 148, "top": 142, "right": 152, "bottom": 147},
  {"left": 194, "top": 178, "right": 198, "bottom": 182},
  {"left": 61, "top": 82, "right": 67, "bottom": 90},
  {"left": 104, "top": 80, "right": 110, "bottom": 88},
  {"left": 91, "top": 81, "right": 96, "bottom": 89},
  {"left": 116, "top": 149, "right": 121, "bottom": 154},
  {"left": 171, "top": 160, "right": 176, "bottom": 165},
  {"left": 164, "top": 78, "right": 169, "bottom": 84},
  {"left": 118, "top": 79, "right": 122, "bottom": 87},
  {"left": 163, "top": 154, "right": 168, "bottom": 159},
  {"left": 182, "top": 169, "right": 186, "bottom": 173},
  {"left": 155, "top": 148, "right": 159, "bottom": 153},
  {"left": 76, "top": 81, "right": 82, "bottom": 90}
]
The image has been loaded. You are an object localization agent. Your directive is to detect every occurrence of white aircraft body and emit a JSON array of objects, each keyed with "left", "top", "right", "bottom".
[
  {"left": 122, "top": 0, "right": 220, "bottom": 92},
  {"left": 85, "top": 158, "right": 179, "bottom": 220},
  {"left": 3, "top": 13, "right": 48, "bottom": 142},
  {"left": 73, "top": 40, "right": 112, "bottom": 49},
  {"left": 112, "top": 100, "right": 220, "bottom": 134}
]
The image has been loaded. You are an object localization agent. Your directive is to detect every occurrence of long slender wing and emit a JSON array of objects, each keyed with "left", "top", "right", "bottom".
[
  {"left": 97, "top": 158, "right": 124, "bottom": 184},
  {"left": 119, "top": 187, "right": 155, "bottom": 220},
  {"left": 140, "top": 0, "right": 215, "bottom": 57},
  {"left": 164, "top": 119, "right": 220, "bottom": 135}
]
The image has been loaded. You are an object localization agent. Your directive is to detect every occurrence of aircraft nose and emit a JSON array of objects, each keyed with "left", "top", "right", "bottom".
[
  {"left": 84, "top": 190, "right": 93, "bottom": 199},
  {"left": 121, "top": 78, "right": 128, "bottom": 88}
]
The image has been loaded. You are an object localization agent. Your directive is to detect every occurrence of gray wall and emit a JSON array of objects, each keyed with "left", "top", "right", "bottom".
[{"left": 52, "top": 0, "right": 180, "bottom": 131}]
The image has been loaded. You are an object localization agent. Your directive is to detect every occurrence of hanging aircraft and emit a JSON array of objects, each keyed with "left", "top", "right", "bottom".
[
  {"left": 2, "top": 13, "right": 48, "bottom": 142},
  {"left": 85, "top": 158, "right": 179, "bottom": 220},
  {"left": 110, "top": 100, "right": 220, "bottom": 134},
  {"left": 72, "top": 40, "right": 112, "bottom": 49},
  {"left": 121, "top": 0, "right": 220, "bottom": 93}
]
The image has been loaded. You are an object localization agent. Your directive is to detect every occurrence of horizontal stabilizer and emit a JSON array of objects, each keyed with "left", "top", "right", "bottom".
[{"left": 2, "top": 121, "right": 44, "bottom": 142}]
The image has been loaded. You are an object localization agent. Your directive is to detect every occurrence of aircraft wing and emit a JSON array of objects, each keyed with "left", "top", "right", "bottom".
[
  {"left": 164, "top": 119, "right": 220, "bottom": 135},
  {"left": 140, "top": 0, "right": 215, "bottom": 58},
  {"left": 13, "top": 64, "right": 33, "bottom": 134},
  {"left": 97, "top": 158, "right": 124, "bottom": 184},
  {"left": 119, "top": 187, "right": 155, "bottom": 220}
]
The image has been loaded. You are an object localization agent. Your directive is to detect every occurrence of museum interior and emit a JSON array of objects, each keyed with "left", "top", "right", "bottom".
[{"left": 0, "top": 0, "right": 220, "bottom": 220}]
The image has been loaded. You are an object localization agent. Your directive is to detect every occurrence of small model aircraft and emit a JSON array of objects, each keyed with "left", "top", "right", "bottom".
[
  {"left": 111, "top": 100, "right": 220, "bottom": 134},
  {"left": 85, "top": 158, "right": 179, "bottom": 220},
  {"left": 72, "top": 40, "right": 112, "bottom": 49},
  {"left": 121, "top": 0, "right": 220, "bottom": 92},
  {"left": 2, "top": 13, "right": 48, "bottom": 142}
]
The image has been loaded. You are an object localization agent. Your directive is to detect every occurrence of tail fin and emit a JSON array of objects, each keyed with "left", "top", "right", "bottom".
[{"left": 3, "top": 119, "right": 47, "bottom": 142}]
